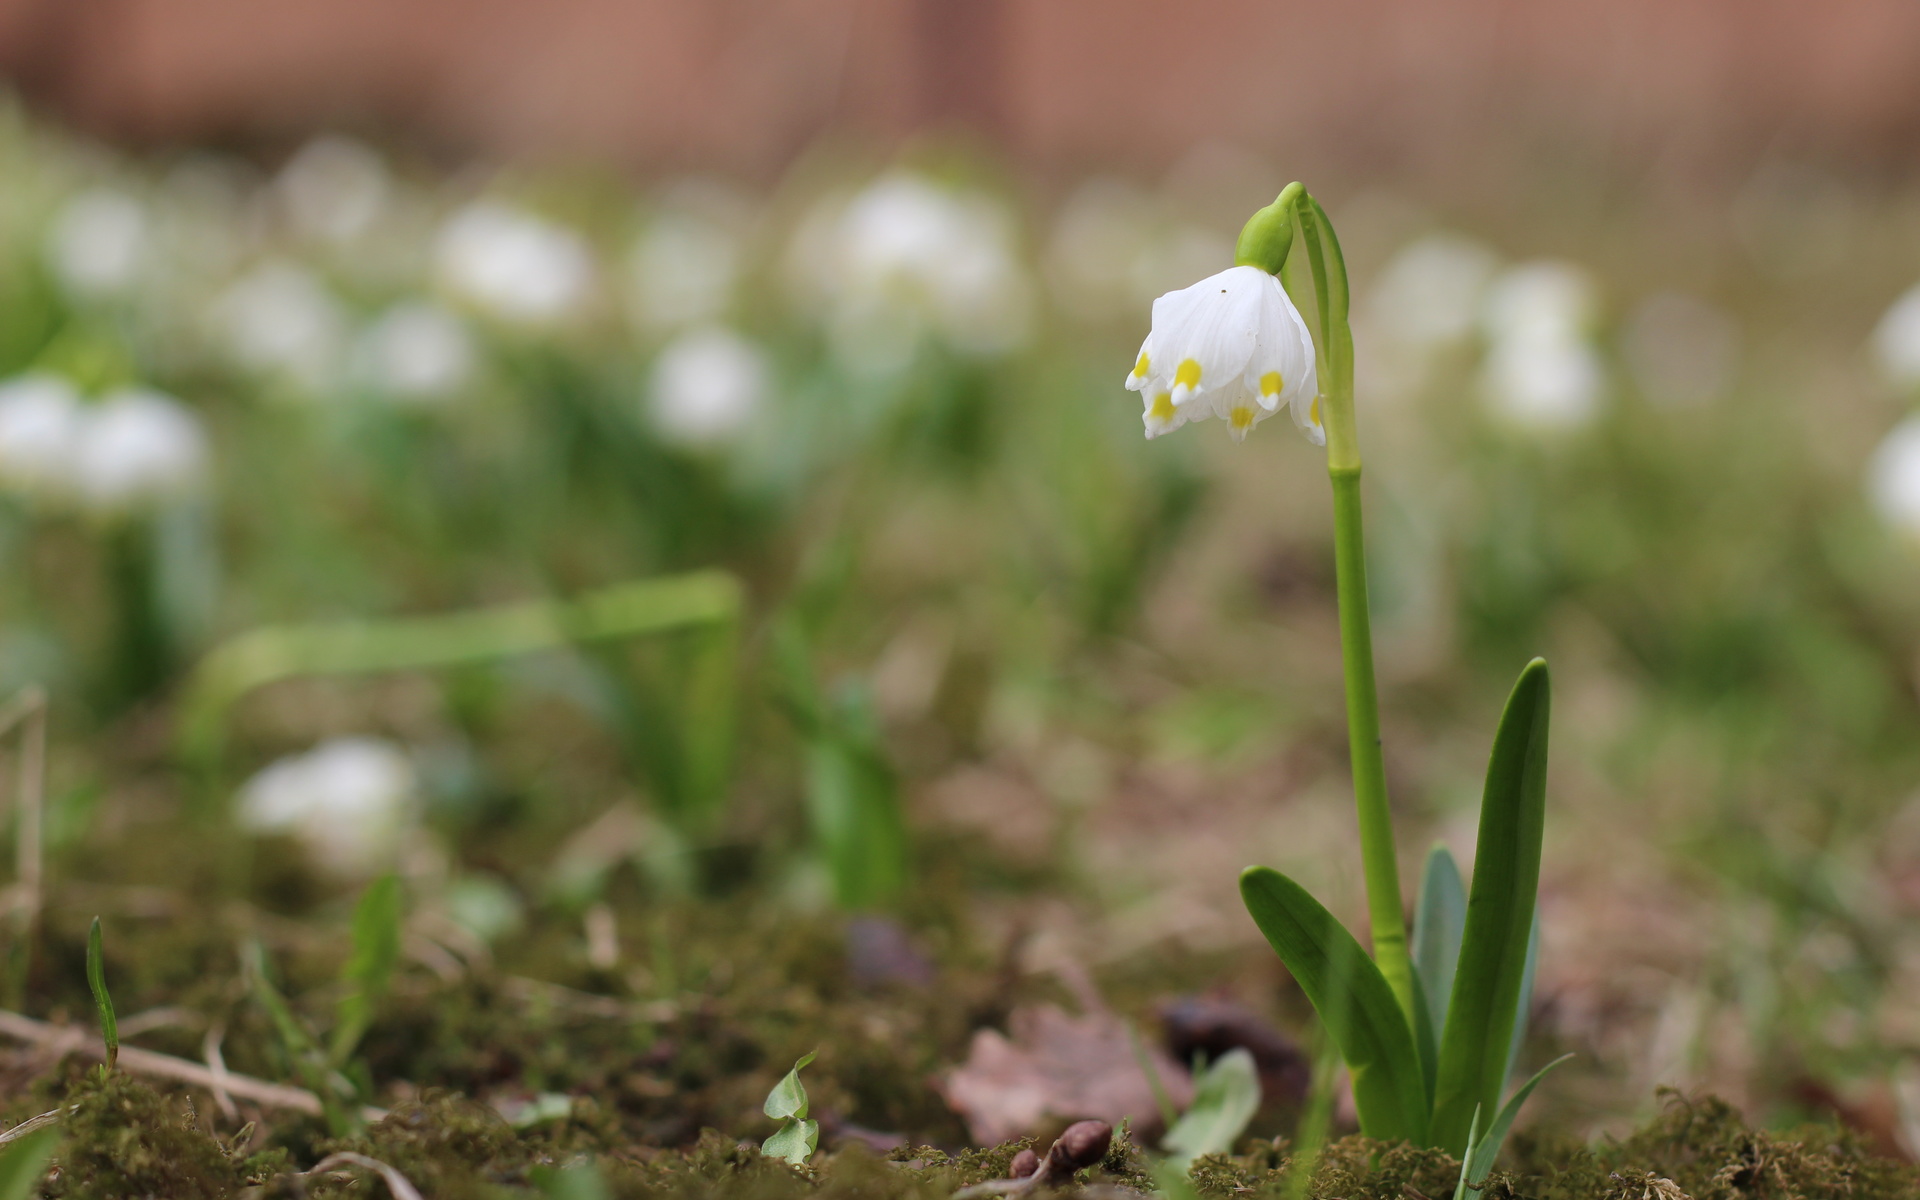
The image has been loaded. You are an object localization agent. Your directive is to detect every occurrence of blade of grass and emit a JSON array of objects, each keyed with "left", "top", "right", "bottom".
[{"left": 85, "top": 917, "right": 117, "bottom": 1073}]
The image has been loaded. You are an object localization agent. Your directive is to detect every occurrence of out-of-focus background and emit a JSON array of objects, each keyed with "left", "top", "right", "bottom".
[{"left": 4, "top": 0, "right": 1920, "bottom": 1158}]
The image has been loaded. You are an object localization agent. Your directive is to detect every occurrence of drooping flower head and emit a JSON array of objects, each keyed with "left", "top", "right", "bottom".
[{"left": 1125, "top": 264, "right": 1319, "bottom": 443}]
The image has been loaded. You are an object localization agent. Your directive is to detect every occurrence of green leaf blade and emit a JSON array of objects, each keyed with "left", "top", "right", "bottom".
[
  {"left": 762, "top": 1118, "right": 819, "bottom": 1166},
  {"left": 0, "top": 1124, "right": 60, "bottom": 1200},
  {"left": 1239, "top": 867, "right": 1428, "bottom": 1146},
  {"left": 1464, "top": 1054, "right": 1573, "bottom": 1187},
  {"left": 331, "top": 875, "right": 403, "bottom": 1066},
  {"left": 1413, "top": 844, "right": 1467, "bottom": 1049},
  {"left": 1432, "top": 658, "right": 1551, "bottom": 1155},
  {"left": 86, "top": 917, "right": 117, "bottom": 1072},
  {"left": 1162, "top": 1047, "right": 1262, "bottom": 1171}
]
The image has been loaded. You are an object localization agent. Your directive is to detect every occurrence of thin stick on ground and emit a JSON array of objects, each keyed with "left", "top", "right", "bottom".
[
  {"left": 304, "top": 1153, "right": 423, "bottom": 1200},
  {"left": 0, "top": 1008, "right": 386, "bottom": 1121}
]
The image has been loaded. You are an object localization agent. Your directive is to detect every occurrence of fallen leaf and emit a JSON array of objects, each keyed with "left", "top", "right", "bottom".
[{"left": 941, "top": 1004, "right": 1193, "bottom": 1145}]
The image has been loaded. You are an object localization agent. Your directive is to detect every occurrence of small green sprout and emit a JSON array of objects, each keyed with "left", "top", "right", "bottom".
[
  {"left": 85, "top": 916, "right": 117, "bottom": 1073},
  {"left": 1161, "top": 1048, "right": 1261, "bottom": 1173},
  {"left": 761, "top": 1051, "right": 819, "bottom": 1166},
  {"left": 330, "top": 874, "right": 403, "bottom": 1067}
]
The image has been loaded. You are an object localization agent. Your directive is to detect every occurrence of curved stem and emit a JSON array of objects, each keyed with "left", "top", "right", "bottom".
[{"left": 1302, "top": 193, "right": 1414, "bottom": 1027}]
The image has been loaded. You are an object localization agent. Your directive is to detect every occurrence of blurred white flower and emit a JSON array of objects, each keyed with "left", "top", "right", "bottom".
[
  {"left": 1482, "top": 261, "right": 1597, "bottom": 344},
  {"left": 237, "top": 737, "right": 417, "bottom": 877},
  {"left": 648, "top": 327, "right": 770, "bottom": 447},
  {"left": 46, "top": 188, "right": 150, "bottom": 299},
  {"left": 1868, "top": 415, "right": 1920, "bottom": 538},
  {"left": 1623, "top": 292, "right": 1740, "bottom": 408},
  {"left": 1873, "top": 284, "right": 1920, "bottom": 390},
  {"left": 628, "top": 210, "right": 741, "bottom": 331},
  {"left": 276, "top": 135, "right": 390, "bottom": 245},
  {"left": 1369, "top": 233, "right": 1500, "bottom": 351},
  {"left": 0, "top": 373, "right": 84, "bottom": 499},
  {"left": 1481, "top": 332, "right": 1604, "bottom": 431},
  {"left": 436, "top": 201, "right": 593, "bottom": 325},
  {"left": 1126, "top": 265, "right": 1319, "bottom": 443},
  {"left": 353, "top": 301, "right": 475, "bottom": 404},
  {"left": 212, "top": 261, "right": 347, "bottom": 391},
  {"left": 73, "top": 387, "right": 211, "bottom": 513},
  {"left": 1480, "top": 261, "right": 1605, "bottom": 432},
  {"left": 790, "top": 173, "right": 1032, "bottom": 373}
]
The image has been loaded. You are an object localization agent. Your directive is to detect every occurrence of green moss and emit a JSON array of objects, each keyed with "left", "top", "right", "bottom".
[{"left": 34, "top": 1072, "right": 281, "bottom": 1200}]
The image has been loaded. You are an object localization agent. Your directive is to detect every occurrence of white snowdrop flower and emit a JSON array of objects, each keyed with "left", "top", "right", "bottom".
[
  {"left": 1872, "top": 284, "right": 1920, "bottom": 390},
  {"left": 628, "top": 210, "right": 741, "bottom": 331},
  {"left": 1479, "top": 260, "right": 1605, "bottom": 432},
  {"left": 212, "top": 261, "right": 348, "bottom": 391},
  {"left": 0, "top": 373, "right": 84, "bottom": 499},
  {"left": 1482, "top": 260, "right": 1597, "bottom": 344},
  {"left": 73, "top": 387, "right": 210, "bottom": 514},
  {"left": 791, "top": 173, "right": 1033, "bottom": 371},
  {"left": 276, "top": 135, "right": 390, "bottom": 244},
  {"left": 237, "top": 737, "right": 417, "bottom": 877},
  {"left": 353, "top": 301, "right": 475, "bottom": 404},
  {"left": 1125, "top": 265, "right": 1319, "bottom": 443},
  {"left": 647, "top": 327, "right": 770, "bottom": 447},
  {"left": 1868, "top": 415, "right": 1920, "bottom": 538},
  {"left": 1481, "top": 330, "right": 1604, "bottom": 432},
  {"left": 46, "top": 188, "right": 150, "bottom": 299},
  {"left": 1369, "top": 233, "right": 1500, "bottom": 350},
  {"left": 435, "top": 201, "right": 594, "bottom": 325}
]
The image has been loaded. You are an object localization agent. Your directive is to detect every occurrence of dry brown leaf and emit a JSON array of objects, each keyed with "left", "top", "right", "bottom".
[{"left": 941, "top": 1004, "right": 1193, "bottom": 1145}]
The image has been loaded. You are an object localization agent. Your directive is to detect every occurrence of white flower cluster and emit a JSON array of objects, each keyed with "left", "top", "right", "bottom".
[
  {"left": 0, "top": 373, "right": 210, "bottom": 515},
  {"left": 788, "top": 172, "right": 1033, "bottom": 375},
  {"left": 236, "top": 736, "right": 419, "bottom": 877}
]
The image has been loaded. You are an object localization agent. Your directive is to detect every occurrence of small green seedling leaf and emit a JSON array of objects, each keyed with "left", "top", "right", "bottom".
[
  {"left": 1449, "top": 1105, "right": 1484, "bottom": 1200},
  {"left": 528, "top": 1161, "right": 611, "bottom": 1200},
  {"left": 1162, "top": 1047, "right": 1261, "bottom": 1171},
  {"left": 1433, "top": 659, "right": 1551, "bottom": 1155},
  {"left": 764, "top": 1051, "right": 816, "bottom": 1120},
  {"left": 86, "top": 917, "right": 118, "bottom": 1073},
  {"left": 762, "top": 1118, "right": 819, "bottom": 1166},
  {"left": 1453, "top": 1054, "right": 1572, "bottom": 1199},
  {"left": 331, "top": 874, "right": 404, "bottom": 1066},
  {"left": 1239, "top": 867, "right": 1428, "bottom": 1146},
  {"left": 0, "top": 1124, "right": 60, "bottom": 1200}
]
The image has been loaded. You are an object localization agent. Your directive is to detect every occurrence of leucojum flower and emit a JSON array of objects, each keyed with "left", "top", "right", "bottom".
[
  {"left": 1131, "top": 184, "right": 1562, "bottom": 1181},
  {"left": 1125, "top": 263, "right": 1320, "bottom": 442}
]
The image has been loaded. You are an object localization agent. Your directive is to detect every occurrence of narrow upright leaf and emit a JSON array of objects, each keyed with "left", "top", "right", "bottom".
[
  {"left": 1162, "top": 1047, "right": 1262, "bottom": 1171},
  {"left": 1413, "top": 844, "right": 1467, "bottom": 1049},
  {"left": 1432, "top": 659, "right": 1551, "bottom": 1155},
  {"left": 86, "top": 917, "right": 118, "bottom": 1073},
  {"left": 1460, "top": 1054, "right": 1573, "bottom": 1194},
  {"left": 763, "top": 1051, "right": 817, "bottom": 1120},
  {"left": 1239, "top": 867, "right": 1428, "bottom": 1146},
  {"left": 331, "top": 874, "right": 404, "bottom": 1066}
]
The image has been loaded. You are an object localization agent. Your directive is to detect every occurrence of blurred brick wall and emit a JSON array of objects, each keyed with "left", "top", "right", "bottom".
[{"left": 2, "top": 0, "right": 1918, "bottom": 176}]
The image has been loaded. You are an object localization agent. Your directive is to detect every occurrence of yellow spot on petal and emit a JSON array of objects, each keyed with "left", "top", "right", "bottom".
[
  {"left": 1149, "top": 392, "right": 1175, "bottom": 421},
  {"left": 1230, "top": 406, "right": 1255, "bottom": 431},
  {"left": 1310, "top": 396, "right": 1322, "bottom": 425},
  {"left": 1260, "top": 371, "right": 1284, "bottom": 396},
  {"left": 1133, "top": 352, "right": 1151, "bottom": 379},
  {"left": 1174, "top": 359, "right": 1202, "bottom": 388}
]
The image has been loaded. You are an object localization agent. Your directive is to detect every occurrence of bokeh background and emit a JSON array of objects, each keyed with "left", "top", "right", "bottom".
[{"left": 4, "top": 0, "right": 1920, "bottom": 1157}]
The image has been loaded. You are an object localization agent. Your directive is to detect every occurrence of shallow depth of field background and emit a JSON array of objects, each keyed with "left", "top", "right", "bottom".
[{"left": 4, "top": 0, "right": 1920, "bottom": 1152}]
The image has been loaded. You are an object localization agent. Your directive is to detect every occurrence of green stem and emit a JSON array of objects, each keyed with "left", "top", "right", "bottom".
[{"left": 1302, "top": 193, "right": 1415, "bottom": 1027}]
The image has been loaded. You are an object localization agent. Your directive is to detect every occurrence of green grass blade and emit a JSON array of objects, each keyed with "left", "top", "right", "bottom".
[
  {"left": 1162, "top": 1047, "right": 1262, "bottom": 1171},
  {"left": 85, "top": 917, "right": 117, "bottom": 1072},
  {"left": 1239, "top": 867, "right": 1428, "bottom": 1145},
  {"left": 1413, "top": 844, "right": 1467, "bottom": 1049},
  {"left": 1449, "top": 1104, "right": 1482, "bottom": 1200},
  {"left": 1463, "top": 1054, "right": 1573, "bottom": 1187},
  {"left": 330, "top": 875, "right": 404, "bottom": 1066},
  {"left": 1432, "top": 659, "right": 1551, "bottom": 1155},
  {"left": 0, "top": 1124, "right": 60, "bottom": 1200}
]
